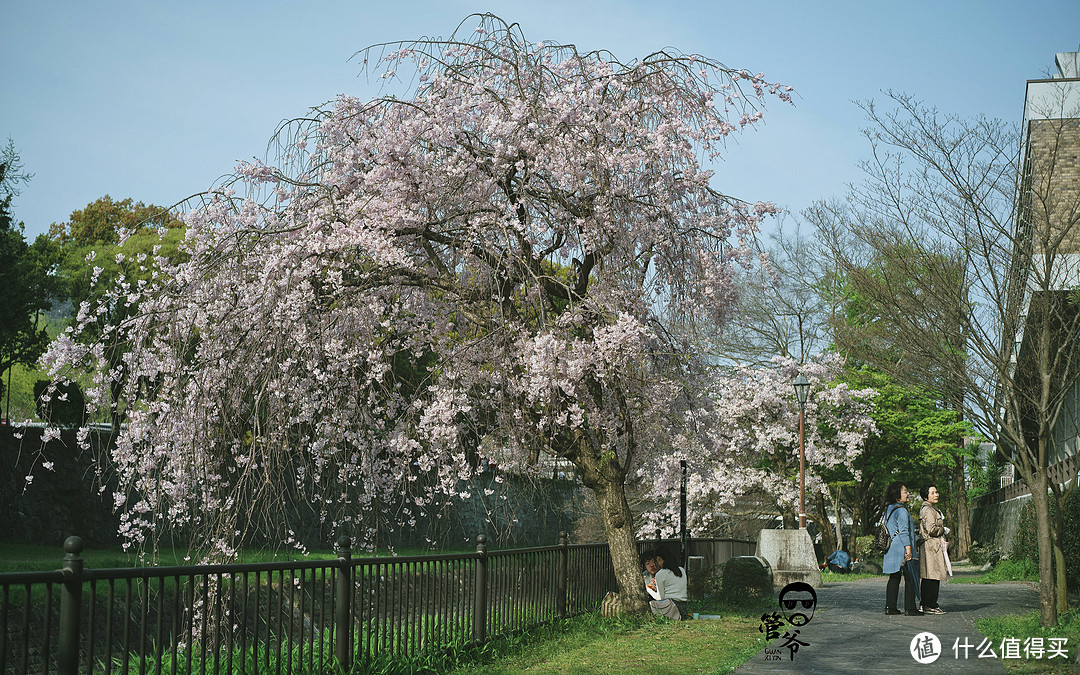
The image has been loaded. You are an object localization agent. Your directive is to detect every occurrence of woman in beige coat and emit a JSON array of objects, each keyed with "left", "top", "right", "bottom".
[{"left": 919, "top": 484, "right": 951, "bottom": 614}]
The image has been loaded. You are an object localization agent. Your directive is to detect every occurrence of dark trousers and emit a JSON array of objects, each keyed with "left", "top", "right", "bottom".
[
  {"left": 886, "top": 568, "right": 916, "bottom": 611},
  {"left": 921, "top": 579, "right": 940, "bottom": 609}
]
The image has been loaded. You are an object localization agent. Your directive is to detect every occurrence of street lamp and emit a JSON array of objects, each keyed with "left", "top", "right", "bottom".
[
  {"left": 792, "top": 373, "right": 810, "bottom": 529},
  {"left": 680, "top": 459, "right": 688, "bottom": 566}
]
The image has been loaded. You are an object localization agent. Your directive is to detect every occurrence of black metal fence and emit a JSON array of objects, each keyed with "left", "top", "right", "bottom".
[{"left": 0, "top": 534, "right": 753, "bottom": 674}]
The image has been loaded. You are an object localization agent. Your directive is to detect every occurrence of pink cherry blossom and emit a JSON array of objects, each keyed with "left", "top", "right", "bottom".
[
  {"left": 40, "top": 16, "right": 796, "bottom": 603},
  {"left": 638, "top": 354, "right": 877, "bottom": 536}
]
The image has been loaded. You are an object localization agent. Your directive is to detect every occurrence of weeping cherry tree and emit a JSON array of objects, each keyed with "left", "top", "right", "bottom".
[{"left": 42, "top": 15, "right": 792, "bottom": 611}]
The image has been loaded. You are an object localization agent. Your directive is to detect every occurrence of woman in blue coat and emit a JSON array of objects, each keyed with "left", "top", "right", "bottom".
[{"left": 882, "top": 482, "right": 921, "bottom": 615}]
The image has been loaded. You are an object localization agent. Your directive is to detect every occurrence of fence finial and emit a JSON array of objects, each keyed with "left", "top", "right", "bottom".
[
  {"left": 335, "top": 536, "right": 352, "bottom": 557},
  {"left": 63, "top": 535, "right": 83, "bottom": 557}
]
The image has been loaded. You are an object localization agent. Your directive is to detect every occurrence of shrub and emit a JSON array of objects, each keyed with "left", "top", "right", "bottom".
[
  {"left": 1012, "top": 498, "right": 1047, "bottom": 565},
  {"left": 1005, "top": 489, "right": 1080, "bottom": 591},
  {"left": 1063, "top": 488, "right": 1080, "bottom": 591},
  {"left": 718, "top": 556, "right": 772, "bottom": 605},
  {"left": 985, "top": 558, "right": 1038, "bottom": 583},
  {"left": 698, "top": 564, "right": 725, "bottom": 599},
  {"left": 967, "top": 543, "right": 990, "bottom": 566},
  {"left": 855, "top": 535, "right": 875, "bottom": 561}
]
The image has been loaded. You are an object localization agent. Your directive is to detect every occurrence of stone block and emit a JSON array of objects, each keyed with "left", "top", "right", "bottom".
[{"left": 757, "top": 528, "right": 822, "bottom": 588}]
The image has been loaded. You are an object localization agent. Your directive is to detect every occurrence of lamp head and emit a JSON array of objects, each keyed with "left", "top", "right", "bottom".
[{"left": 793, "top": 373, "right": 810, "bottom": 408}]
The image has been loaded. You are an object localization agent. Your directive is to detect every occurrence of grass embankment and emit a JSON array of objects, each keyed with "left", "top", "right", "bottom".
[
  {"left": 950, "top": 559, "right": 1039, "bottom": 585},
  {"left": 3, "top": 362, "right": 44, "bottom": 422},
  {"left": 439, "top": 608, "right": 765, "bottom": 675},
  {"left": 946, "top": 559, "right": 1077, "bottom": 674},
  {"left": 2, "top": 315, "right": 69, "bottom": 423},
  {"left": 976, "top": 611, "right": 1080, "bottom": 674}
]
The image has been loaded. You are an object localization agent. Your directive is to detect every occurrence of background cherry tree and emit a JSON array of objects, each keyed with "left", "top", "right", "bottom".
[
  {"left": 42, "top": 15, "right": 792, "bottom": 610},
  {"left": 638, "top": 354, "right": 878, "bottom": 537}
]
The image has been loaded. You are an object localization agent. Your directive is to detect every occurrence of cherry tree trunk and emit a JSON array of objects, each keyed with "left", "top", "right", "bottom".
[
  {"left": 814, "top": 491, "right": 837, "bottom": 554},
  {"left": 1030, "top": 472, "right": 1058, "bottom": 627},
  {"left": 833, "top": 486, "right": 844, "bottom": 553},
  {"left": 854, "top": 491, "right": 869, "bottom": 538},
  {"left": 952, "top": 457, "right": 971, "bottom": 560},
  {"left": 593, "top": 481, "right": 648, "bottom": 614},
  {"left": 780, "top": 510, "right": 798, "bottom": 530},
  {"left": 1050, "top": 494, "right": 1069, "bottom": 616},
  {"left": 1053, "top": 532, "right": 1069, "bottom": 617}
]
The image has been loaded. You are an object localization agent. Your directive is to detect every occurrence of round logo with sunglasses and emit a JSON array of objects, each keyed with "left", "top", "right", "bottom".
[{"left": 778, "top": 582, "right": 817, "bottom": 626}]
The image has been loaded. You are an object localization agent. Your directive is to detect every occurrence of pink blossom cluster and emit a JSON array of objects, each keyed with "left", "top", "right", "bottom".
[{"left": 637, "top": 354, "right": 878, "bottom": 536}]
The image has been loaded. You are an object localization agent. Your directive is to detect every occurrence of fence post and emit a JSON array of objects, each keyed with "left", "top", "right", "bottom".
[
  {"left": 473, "top": 534, "right": 488, "bottom": 644},
  {"left": 557, "top": 532, "right": 568, "bottom": 619},
  {"left": 58, "top": 536, "right": 84, "bottom": 675},
  {"left": 334, "top": 536, "right": 352, "bottom": 673}
]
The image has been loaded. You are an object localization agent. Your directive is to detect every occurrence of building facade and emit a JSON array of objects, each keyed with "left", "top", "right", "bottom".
[{"left": 1008, "top": 47, "right": 1080, "bottom": 468}]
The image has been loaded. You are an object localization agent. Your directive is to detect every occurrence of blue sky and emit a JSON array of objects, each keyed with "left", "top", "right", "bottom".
[{"left": 3, "top": 0, "right": 1078, "bottom": 240}]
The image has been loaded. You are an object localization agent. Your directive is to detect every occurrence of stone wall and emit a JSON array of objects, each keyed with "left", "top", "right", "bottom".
[
  {"left": 0, "top": 426, "right": 120, "bottom": 547},
  {"left": 968, "top": 494, "right": 1029, "bottom": 554},
  {"left": 0, "top": 425, "right": 585, "bottom": 551}
]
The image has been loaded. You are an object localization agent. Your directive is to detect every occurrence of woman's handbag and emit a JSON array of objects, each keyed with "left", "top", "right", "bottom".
[{"left": 600, "top": 591, "right": 621, "bottom": 617}]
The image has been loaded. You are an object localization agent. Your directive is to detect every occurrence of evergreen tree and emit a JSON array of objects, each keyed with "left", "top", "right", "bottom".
[{"left": 0, "top": 139, "right": 57, "bottom": 414}]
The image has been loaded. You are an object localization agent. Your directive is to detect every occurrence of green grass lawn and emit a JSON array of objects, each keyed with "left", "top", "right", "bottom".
[
  {"left": 437, "top": 609, "right": 766, "bottom": 675},
  {"left": 950, "top": 559, "right": 1039, "bottom": 585},
  {"left": 976, "top": 611, "right": 1080, "bottom": 674},
  {"left": 819, "top": 569, "right": 880, "bottom": 582},
  {"left": 941, "top": 559, "right": 1064, "bottom": 673}
]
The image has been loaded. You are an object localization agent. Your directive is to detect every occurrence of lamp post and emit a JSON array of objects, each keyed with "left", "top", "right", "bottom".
[
  {"left": 793, "top": 373, "right": 810, "bottom": 529},
  {"left": 680, "top": 459, "right": 688, "bottom": 565}
]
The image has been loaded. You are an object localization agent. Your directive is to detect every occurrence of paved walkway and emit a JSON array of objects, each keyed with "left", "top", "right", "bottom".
[{"left": 734, "top": 575, "right": 1041, "bottom": 673}]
